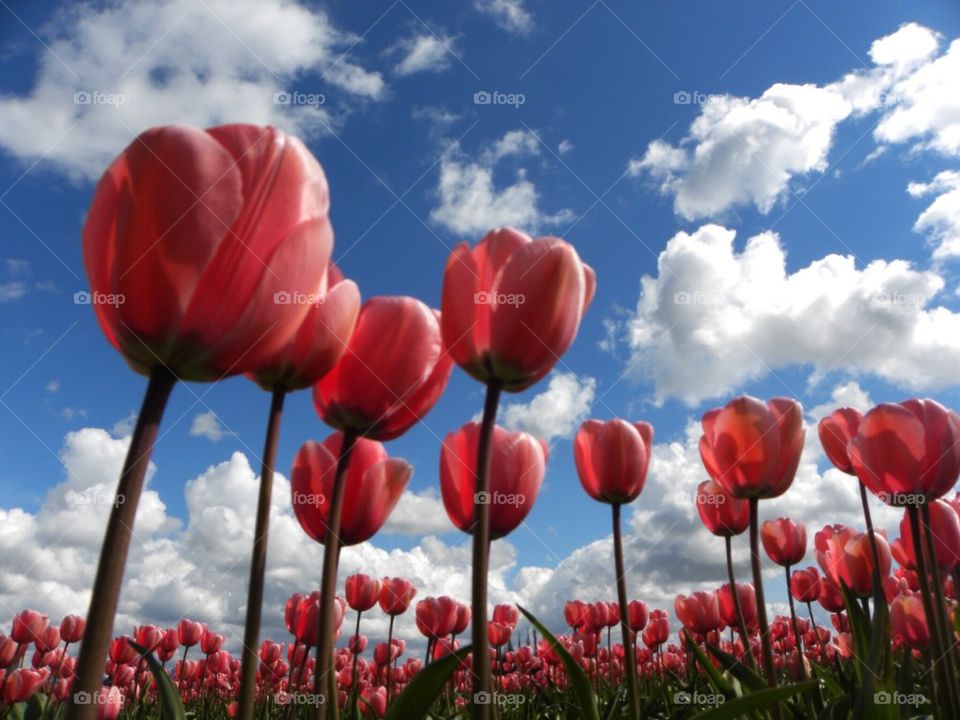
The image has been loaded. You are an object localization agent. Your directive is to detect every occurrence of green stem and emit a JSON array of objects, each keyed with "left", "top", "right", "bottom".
[
  {"left": 612, "top": 503, "right": 640, "bottom": 720},
  {"left": 921, "top": 503, "right": 960, "bottom": 714},
  {"left": 748, "top": 498, "right": 781, "bottom": 720},
  {"left": 725, "top": 535, "right": 755, "bottom": 668}
]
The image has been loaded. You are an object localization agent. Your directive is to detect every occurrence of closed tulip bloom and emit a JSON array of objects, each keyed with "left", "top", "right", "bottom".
[
  {"left": 818, "top": 408, "right": 862, "bottom": 474},
  {"left": 0, "top": 636, "right": 18, "bottom": 668},
  {"left": 379, "top": 578, "right": 417, "bottom": 616},
  {"left": 848, "top": 399, "right": 960, "bottom": 505},
  {"left": 699, "top": 396, "right": 805, "bottom": 499},
  {"left": 441, "top": 228, "right": 595, "bottom": 392},
  {"left": 83, "top": 124, "right": 334, "bottom": 380},
  {"left": 133, "top": 625, "right": 160, "bottom": 653},
  {"left": 291, "top": 433, "right": 412, "bottom": 546},
  {"left": 360, "top": 686, "right": 387, "bottom": 718},
  {"left": 675, "top": 592, "right": 721, "bottom": 635},
  {"left": 415, "top": 597, "right": 458, "bottom": 639},
  {"left": 96, "top": 686, "right": 124, "bottom": 720},
  {"left": 34, "top": 626, "right": 60, "bottom": 654},
  {"left": 815, "top": 525, "right": 891, "bottom": 597},
  {"left": 760, "top": 518, "right": 807, "bottom": 567},
  {"left": 573, "top": 419, "right": 653, "bottom": 504},
  {"left": 295, "top": 593, "right": 345, "bottom": 645},
  {"left": 695, "top": 480, "right": 749, "bottom": 536},
  {"left": 627, "top": 600, "right": 649, "bottom": 631},
  {"left": 488, "top": 622, "right": 512, "bottom": 648},
  {"left": 818, "top": 578, "right": 846, "bottom": 613},
  {"left": 790, "top": 567, "right": 822, "bottom": 603},
  {"left": 11, "top": 611, "right": 48, "bottom": 645},
  {"left": 440, "top": 422, "right": 547, "bottom": 540},
  {"left": 177, "top": 620, "right": 204, "bottom": 648},
  {"left": 452, "top": 604, "right": 471, "bottom": 636},
  {"left": 898, "top": 500, "right": 960, "bottom": 569},
  {"left": 2, "top": 668, "right": 46, "bottom": 704},
  {"left": 250, "top": 264, "right": 360, "bottom": 391},
  {"left": 492, "top": 605, "right": 519, "bottom": 629},
  {"left": 717, "top": 583, "right": 757, "bottom": 628},
  {"left": 200, "top": 629, "right": 224, "bottom": 655},
  {"left": 890, "top": 594, "right": 930, "bottom": 648},
  {"left": 345, "top": 574, "right": 383, "bottom": 612},
  {"left": 564, "top": 601, "right": 587, "bottom": 629},
  {"left": 313, "top": 296, "right": 453, "bottom": 440},
  {"left": 59, "top": 615, "right": 85, "bottom": 644}
]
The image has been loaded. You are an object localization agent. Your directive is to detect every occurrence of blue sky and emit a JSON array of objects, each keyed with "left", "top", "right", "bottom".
[{"left": 1, "top": 0, "right": 959, "bottom": 644}]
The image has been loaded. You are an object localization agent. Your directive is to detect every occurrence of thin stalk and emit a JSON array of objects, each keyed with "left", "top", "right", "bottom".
[
  {"left": 470, "top": 380, "right": 502, "bottom": 720},
  {"left": 725, "top": 535, "right": 755, "bottom": 668},
  {"left": 612, "top": 503, "right": 640, "bottom": 720},
  {"left": 858, "top": 482, "right": 884, "bottom": 607},
  {"left": 349, "top": 611, "right": 362, "bottom": 715},
  {"left": 921, "top": 503, "right": 960, "bottom": 713},
  {"left": 385, "top": 614, "right": 396, "bottom": 706},
  {"left": 238, "top": 387, "right": 286, "bottom": 720},
  {"left": 314, "top": 430, "right": 358, "bottom": 720},
  {"left": 748, "top": 498, "right": 781, "bottom": 720},
  {"left": 69, "top": 365, "right": 176, "bottom": 720}
]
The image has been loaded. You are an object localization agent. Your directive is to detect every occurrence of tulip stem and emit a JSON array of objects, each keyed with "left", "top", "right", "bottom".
[
  {"left": 68, "top": 364, "right": 176, "bottom": 720},
  {"left": 349, "top": 611, "right": 362, "bottom": 715},
  {"left": 908, "top": 504, "right": 955, "bottom": 719},
  {"left": 612, "top": 503, "right": 640, "bottom": 720},
  {"left": 386, "top": 613, "right": 396, "bottom": 706},
  {"left": 238, "top": 386, "right": 286, "bottom": 720},
  {"left": 470, "top": 379, "right": 502, "bottom": 720},
  {"left": 920, "top": 503, "right": 960, "bottom": 712},
  {"left": 724, "top": 536, "right": 755, "bottom": 668},
  {"left": 857, "top": 481, "right": 884, "bottom": 610},
  {"left": 748, "top": 498, "right": 780, "bottom": 720},
  {"left": 314, "top": 429, "right": 358, "bottom": 720}
]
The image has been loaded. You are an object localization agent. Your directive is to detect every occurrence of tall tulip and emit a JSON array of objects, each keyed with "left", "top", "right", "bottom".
[
  {"left": 345, "top": 574, "right": 382, "bottom": 712},
  {"left": 700, "top": 396, "right": 804, "bottom": 699},
  {"left": 572, "top": 418, "right": 652, "bottom": 720},
  {"left": 761, "top": 517, "right": 808, "bottom": 669},
  {"left": 440, "top": 227, "right": 592, "bottom": 720},
  {"left": 74, "top": 124, "right": 332, "bottom": 719}
]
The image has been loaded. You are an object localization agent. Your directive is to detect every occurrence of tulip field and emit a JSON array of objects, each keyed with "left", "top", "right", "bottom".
[{"left": 3, "top": 122, "right": 960, "bottom": 720}]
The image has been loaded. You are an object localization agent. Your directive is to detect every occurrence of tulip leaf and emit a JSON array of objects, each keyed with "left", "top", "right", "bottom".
[
  {"left": 383, "top": 645, "right": 472, "bottom": 720},
  {"left": 705, "top": 643, "right": 767, "bottom": 693},
  {"left": 24, "top": 694, "right": 47, "bottom": 720},
  {"left": 688, "top": 680, "right": 818, "bottom": 719},
  {"left": 128, "top": 640, "right": 186, "bottom": 720},
  {"left": 517, "top": 605, "right": 601, "bottom": 720},
  {"left": 683, "top": 634, "right": 735, "bottom": 699}
]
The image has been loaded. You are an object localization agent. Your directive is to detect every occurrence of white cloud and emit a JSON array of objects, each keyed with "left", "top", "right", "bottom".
[
  {"left": 0, "top": 0, "right": 384, "bottom": 179},
  {"left": 807, "top": 381, "right": 873, "bottom": 422},
  {"left": 431, "top": 129, "right": 575, "bottom": 235},
  {"left": 500, "top": 372, "right": 596, "bottom": 442},
  {"left": 624, "top": 223, "right": 960, "bottom": 406},
  {"left": 383, "top": 489, "right": 455, "bottom": 535},
  {"left": 45, "top": 380, "right": 60, "bottom": 393},
  {"left": 394, "top": 34, "right": 455, "bottom": 76},
  {"left": 908, "top": 170, "right": 960, "bottom": 260},
  {"left": 0, "top": 283, "right": 27, "bottom": 302},
  {"left": 190, "top": 411, "right": 229, "bottom": 442},
  {"left": 869, "top": 22, "right": 940, "bottom": 67},
  {"left": 557, "top": 139, "right": 574, "bottom": 155},
  {"left": 474, "top": 0, "right": 533, "bottom": 36}
]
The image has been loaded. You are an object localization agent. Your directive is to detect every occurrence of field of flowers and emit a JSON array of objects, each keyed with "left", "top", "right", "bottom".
[{"left": 2, "top": 123, "right": 959, "bottom": 720}]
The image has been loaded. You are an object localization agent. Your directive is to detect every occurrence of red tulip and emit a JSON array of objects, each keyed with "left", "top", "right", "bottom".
[
  {"left": 295, "top": 593, "right": 345, "bottom": 645},
  {"left": 177, "top": 620, "right": 204, "bottom": 648},
  {"left": 815, "top": 525, "right": 891, "bottom": 597},
  {"left": 345, "top": 574, "right": 383, "bottom": 613},
  {"left": 790, "top": 567, "right": 822, "bottom": 603},
  {"left": 818, "top": 577, "right": 845, "bottom": 613},
  {"left": 717, "top": 583, "right": 757, "bottom": 628},
  {"left": 83, "top": 124, "right": 334, "bottom": 380},
  {"left": 11, "top": 611, "right": 48, "bottom": 645},
  {"left": 132, "top": 625, "right": 160, "bottom": 653},
  {"left": 573, "top": 419, "right": 653, "bottom": 504},
  {"left": 200, "top": 629, "right": 224, "bottom": 655},
  {"left": 441, "top": 227, "right": 595, "bottom": 392},
  {"left": 379, "top": 578, "right": 417, "bottom": 616},
  {"left": 1, "top": 668, "right": 46, "bottom": 703},
  {"left": 487, "top": 622, "right": 512, "bottom": 648},
  {"left": 564, "top": 601, "right": 587, "bottom": 629},
  {"left": 898, "top": 500, "right": 960, "bottom": 569},
  {"left": 0, "top": 636, "right": 17, "bottom": 668},
  {"left": 292, "top": 433, "right": 412, "bottom": 546},
  {"left": 760, "top": 518, "right": 807, "bottom": 567},
  {"left": 249, "top": 264, "right": 360, "bottom": 391},
  {"left": 108, "top": 637, "right": 136, "bottom": 665},
  {"left": 415, "top": 597, "right": 458, "bottom": 639},
  {"left": 313, "top": 296, "right": 453, "bottom": 440},
  {"left": 627, "top": 600, "right": 648, "bottom": 631},
  {"left": 818, "top": 408, "right": 862, "bottom": 474},
  {"left": 695, "top": 480, "right": 749, "bottom": 536},
  {"left": 699, "top": 396, "right": 804, "bottom": 499},
  {"left": 59, "top": 615, "right": 85, "bottom": 644},
  {"left": 34, "top": 626, "right": 60, "bottom": 653},
  {"left": 492, "top": 605, "right": 519, "bottom": 629},
  {"left": 675, "top": 592, "right": 721, "bottom": 634},
  {"left": 440, "top": 422, "right": 547, "bottom": 540},
  {"left": 360, "top": 686, "right": 387, "bottom": 718},
  {"left": 452, "top": 604, "right": 471, "bottom": 635},
  {"left": 849, "top": 399, "right": 960, "bottom": 505},
  {"left": 890, "top": 593, "right": 930, "bottom": 648}
]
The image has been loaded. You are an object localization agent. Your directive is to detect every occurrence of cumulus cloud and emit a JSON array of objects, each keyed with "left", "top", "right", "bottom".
[
  {"left": 393, "top": 34, "right": 456, "bottom": 76},
  {"left": 474, "top": 0, "right": 533, "bottom": 36},
  {"left": 499, "top": 372, "right": 596, "bottom": 442},
  {"left": 908, "top": 171, "right": 960, "bottom": 260},
  {"left": 0, "top": 0, "right": 384, "bottom": 179},
  {"left": 190, "top": 411, "right": 229, "bottom": 442},
  {"left": 623, "top": 224, "right": 960, "bottom": 406},
  {"left": 430, "top": 129, "right": 575, "bottom": 235}
]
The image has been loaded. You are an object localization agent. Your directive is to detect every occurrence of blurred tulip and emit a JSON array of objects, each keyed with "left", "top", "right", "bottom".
[
  {"left": 790, "top": 567, "right": 822, "bottom": 604},
  {"left": 890, "top": 594, "right": 930, "bottom": 649},
  {"left": 760, "top": 518, "right": 807, "bottom": 567},
  {"left": 899, "top": 500, "right": 960, "bottom": 569},
  {"left": 815, "top": 525, "right": 891, "bottom": 597},
  {"left": 59, "top": 615, "right": 85, "bottom": 644},
  {"left": 346, "top": 575, "right": 383, "bottom": 613},
  {"left": 379, "top": 578, "right": 417, "bottom": 616},
  {"left": 695, "top": 480, "right": 749, "bottom": 537}
]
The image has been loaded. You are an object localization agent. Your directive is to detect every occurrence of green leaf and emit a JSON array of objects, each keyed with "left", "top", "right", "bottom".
[
  {"left": 128, "top": 640, "right": 186, "bottom": 720},
  {"left": 517, "top": 605, "right": 600, "bottom": 720},
  {"left": 383, "top": 645, "right": 472, "bottom": 720},
  {"left": 689, "top": 681, "right": 819, "bottom": 719},
  {"left": 704, "top": 643, "right": 767, "bottom": 693},
  {"left": 24, "top": 694, "right": 47, "bottom": 720},
  {"left": 683, "top": 634, "right": 734, "bottom": 699}
]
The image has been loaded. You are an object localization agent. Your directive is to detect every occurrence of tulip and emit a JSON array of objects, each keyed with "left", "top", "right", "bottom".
[
  {"left": 96, "top": 686, "right": 123, "bottom": 720},
  {"left": 59, "top": 616, "right": 85, "bottom": 645},
  {"left": 379, "top": 579, "right": 417, "bottom": 616},
  {"left": 815, "top": 525, "right": 891, "bottom": 597},
  {"left": 760, "top": 518, "right": 807, "bottom": 567},
  {"left": 890, "top": 594, "right": 931, "bottom": 648},
  {"left": 700, "top": 396, "right": 804, "bottom": 697},
  {"left": 345, "top": 573, "right": 383, "bottom": 711},
  {"left": 564, "top": 601, "right": 588, "bottom": 630},
  {"left": 452, "top": 604, "right": 471, "bottom": 639},
  {"left": 178, "top": 620, "right": 204, "bottom": 649},
  {"left": 440, "top": 422, "right": 546, "bottom": 539},
  {"left": 76, "top": 124, "right": 334, "bottom": 719},
  {"left": 718, "top": 583, "right": 757, "bottom": 630},
  {"left": 11, "top": 611, "right": 47, "bottom": 646},
  {"left": 2, "top": 668, "right": 46, "bottom": 704},
  {"left": 675, "top": 592, "right": 721, "bottom": 635},
  {"left": 899, "top": 500, "right": 960, "bottom": 570},
  {"left": 790, "top": 567, "right": 821, "bottom": 604}
]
